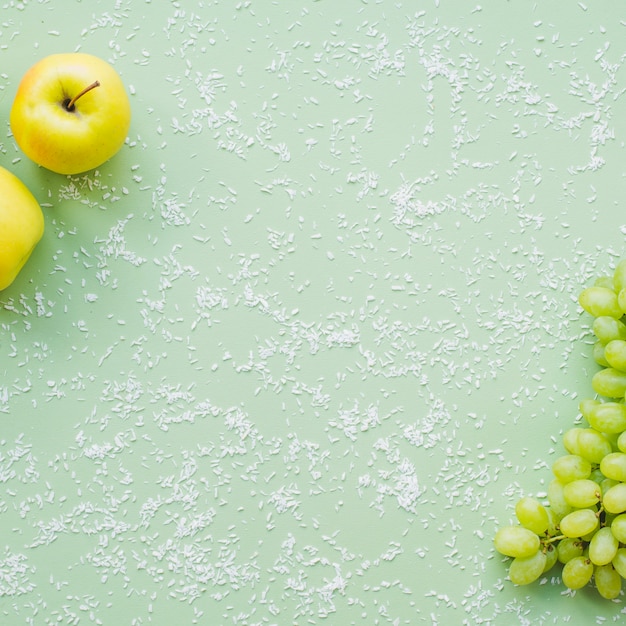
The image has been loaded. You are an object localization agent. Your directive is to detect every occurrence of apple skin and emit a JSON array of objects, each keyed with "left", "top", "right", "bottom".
[
  {"left": 10, "top": 52, "right": 131, "bottom": 175},
  {"left": 0, "top": 166, "right": 44, "bottom": 291}
]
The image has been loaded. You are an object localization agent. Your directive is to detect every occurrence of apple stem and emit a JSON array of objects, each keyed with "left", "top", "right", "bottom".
[{"left": 65, "top": 80, "right": 101, "bottom": 111}]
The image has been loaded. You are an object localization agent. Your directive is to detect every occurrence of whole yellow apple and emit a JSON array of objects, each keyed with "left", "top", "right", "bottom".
[
  {"left": 10, "top": 52, "right": 131, "bottom": 175},
  {"left": 0, "top": 166, "right": 44, "bottom": 291}
]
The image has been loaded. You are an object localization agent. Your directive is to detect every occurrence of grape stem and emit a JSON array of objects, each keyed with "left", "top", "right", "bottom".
[{"left": 542, "top": 534, "right": 566, "bottom": 546}]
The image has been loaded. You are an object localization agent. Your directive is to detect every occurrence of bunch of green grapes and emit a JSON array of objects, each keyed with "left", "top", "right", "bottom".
[{"left": 494, "top": 259, "right": 626, "bottom": 599}]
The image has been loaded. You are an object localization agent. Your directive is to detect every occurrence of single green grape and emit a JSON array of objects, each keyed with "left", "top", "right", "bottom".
[
  {"left": 586, "top": 400, "right": 626, "bottom": 433},
  {"left": 552, "top": 454, "right": 592, "bottom": 483},
  {"left": 559, "top": 508, "right": 599, "bottom": 538},
  {"left": 602, "top": 482, "right": 626, "bottom": 514},
  {"left": 545, "top": 506, "right": 560, "bottom": 536},
  {"left": 604, "top": 339, "right": 626, "bottom": 372},
  {"left": 508, "top": 550, "right": 547, "bottom": 585},
  {"left": 557, "top": 537, "right": 585, "bottom": 564},
  {"left": 589, "top": 526, "right": 619, "bottom": 566},
  {"left": 579, "top": 398, "right": 602, "bottom": 421},
  {"left": 600, "top": 477, "right": 620, "bottom": 497},
  {"left": 592, "top": 316, "right": 626, "bottom": 343},
  {"left": 494, "top": 525, "right": 540, "bottom": 558},
  {"left": 612, "top": 547, "right": 626, "bottom": 578},
  {"left": 547, "top": 479, "right": 572, "bottom": 519},
  {"left": 579, "top": 286, "right": 623, "bottom": 319},
  {"left": 562, "top": 555, "right": 593, "bottom": 590},
  {"left": 562, "top": 479, "right": 601, "bottom": 508},
  {"left": 589, "top": 467, "right": 606, "bottom": 485},
  {"left": 616, "top": 430, "right": 626, "bottom": 453},
  {"left": 515, "top": 496, "right": 549, "bottom": 535},
  {"left": 594, "top": 563, "right": 622, "bottom": 600},
  {"left": 592, "top": 368, "right": 626, "bottom": 399},
  {"left": 613, "top": 260, "right": 626, "bottom": 293},
  {"left": 562, "top": 427, "right": 583, "bottom": 455},
  {"left": 596, "top": 275, "right": 616, "bottom": 290},
  {"left": 612, "top": 514, "right": 626, "bottom": 545},
  {"left": 618, "top": 287, "right": 626, "bottom": 316},
  {"left": 600, "top": 451, "right": 626, "bottom": 482},
  {"left": 593, "top": 342, "right": 610, "bottom": 367},
  {"left": 576, "top": 428, "right": 613, "bottom": 464}
]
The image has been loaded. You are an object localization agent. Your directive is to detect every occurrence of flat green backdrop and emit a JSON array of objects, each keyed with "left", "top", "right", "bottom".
[{"left": 1, "top": 1, "right": 625, "bottom": 624}]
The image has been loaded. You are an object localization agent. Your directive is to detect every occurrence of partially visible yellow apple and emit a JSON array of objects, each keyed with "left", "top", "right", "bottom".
[
  {"left": 0, "top": 166, "right": 44, "bottom": 291},
  {"left": 10, "top": 52, "right": 131, "bottom": 175}
]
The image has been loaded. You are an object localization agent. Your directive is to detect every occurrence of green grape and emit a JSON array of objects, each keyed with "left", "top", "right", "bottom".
[
  {"left": 582, "top": 524, "right": 600, "bottom": 543},
  {"left": 543, "top": 544, "right": 558, "bottom": 573},
  {"left": 594, "top": 563, "right": 622, "bottom": 599},
  {"left": 559, "top": 509, "right": 599, "bottom": 538},
  {"left": 545, "top": 506, "right": 560, "bottom": 536},
  {"left": 547, "top": 479, "right": 572, "bottom": 518},
  {"left": 586, "top": 400, "right": 626, "bottom": 433},
  {"left": 600, "top": 477, "right": 619, "bottom": 497},
  {"left": 619, "top": 288, "right": 626, "bottom": 316},
  {"left": 557, "top": 537, "right": 585, "bottom": 564},
  {"left": 579, "top": 286, "right": 623, "bottom": 319},
  {"left": 596, "top": 275, "right": 616, "bottom": 290},
  {"left": 562, "top": 556, "right": 593, "bottom": 590},
  {"left": 552, "top": 454, "right": 592, "bottom": 483},
  {"left": 492, "top": 258, "right": 626, "bottom": 594},
  {"left": 593, "top": 341, "right": 610, "bottom": 367},
  {"left": 562, "top": 427, "right": 583, "bottom": 455},
  {"left": 508, "top": 550, "right": 547, "bottom": 585},
  {"left": 515, "top": 496, "right": 549, "bottom": 535},
  {"left": 592, "top": 316, "right": 626, "bottom": 343},
  {"left": 494, "top": 525, "right": 540, "bottom": 558},
  {"left": 602, "top": 482, "right": 626, "bottom": 514},
  {"left": 612, "top": 547, "right": 626, "bottom": 578},
  {"left": 576, "top": 428, "right": 613, "bottom": 463},
  {"left": 611, "top": 514, "right": 626, "bottom": 542},
  {"left": 600, "top": 451, "right": 626, "bottom": 482},
  {"left": 604, "top": 339, "right": 626, "bottom": 372},
  {"left": 589, "top": 526, "right": 619, "bottom": 566},
  {"left": 613, "top": 260, "right": 626, "bottom": 293},
  {"left": 589, "top": 467, "right": 606, "bottom": 485},
  {"left": 592, "top": 368, "right": 626, "bottom": 399},
  {"left": 562, "top": 479, "right": 601, "bottom": 508},
  {"left": 579, "top": 398, "right": 602, "bottom": 421}
]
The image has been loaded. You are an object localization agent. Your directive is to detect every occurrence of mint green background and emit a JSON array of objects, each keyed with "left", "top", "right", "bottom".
[{"left": 1, "top": 1, "right": 625, "bottom": 624}]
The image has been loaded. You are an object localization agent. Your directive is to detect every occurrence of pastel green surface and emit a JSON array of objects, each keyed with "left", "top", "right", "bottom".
[{"left": 1, "top": 1, "right": 625, "bottom": 624}]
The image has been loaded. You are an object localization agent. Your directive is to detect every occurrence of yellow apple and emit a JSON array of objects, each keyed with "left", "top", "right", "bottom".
[
  {"left": 10, "top": 52, "right": 131, "bottom": 175},
  {"left": 0, "top": 166, "right": 44, "bottom": 291}
]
